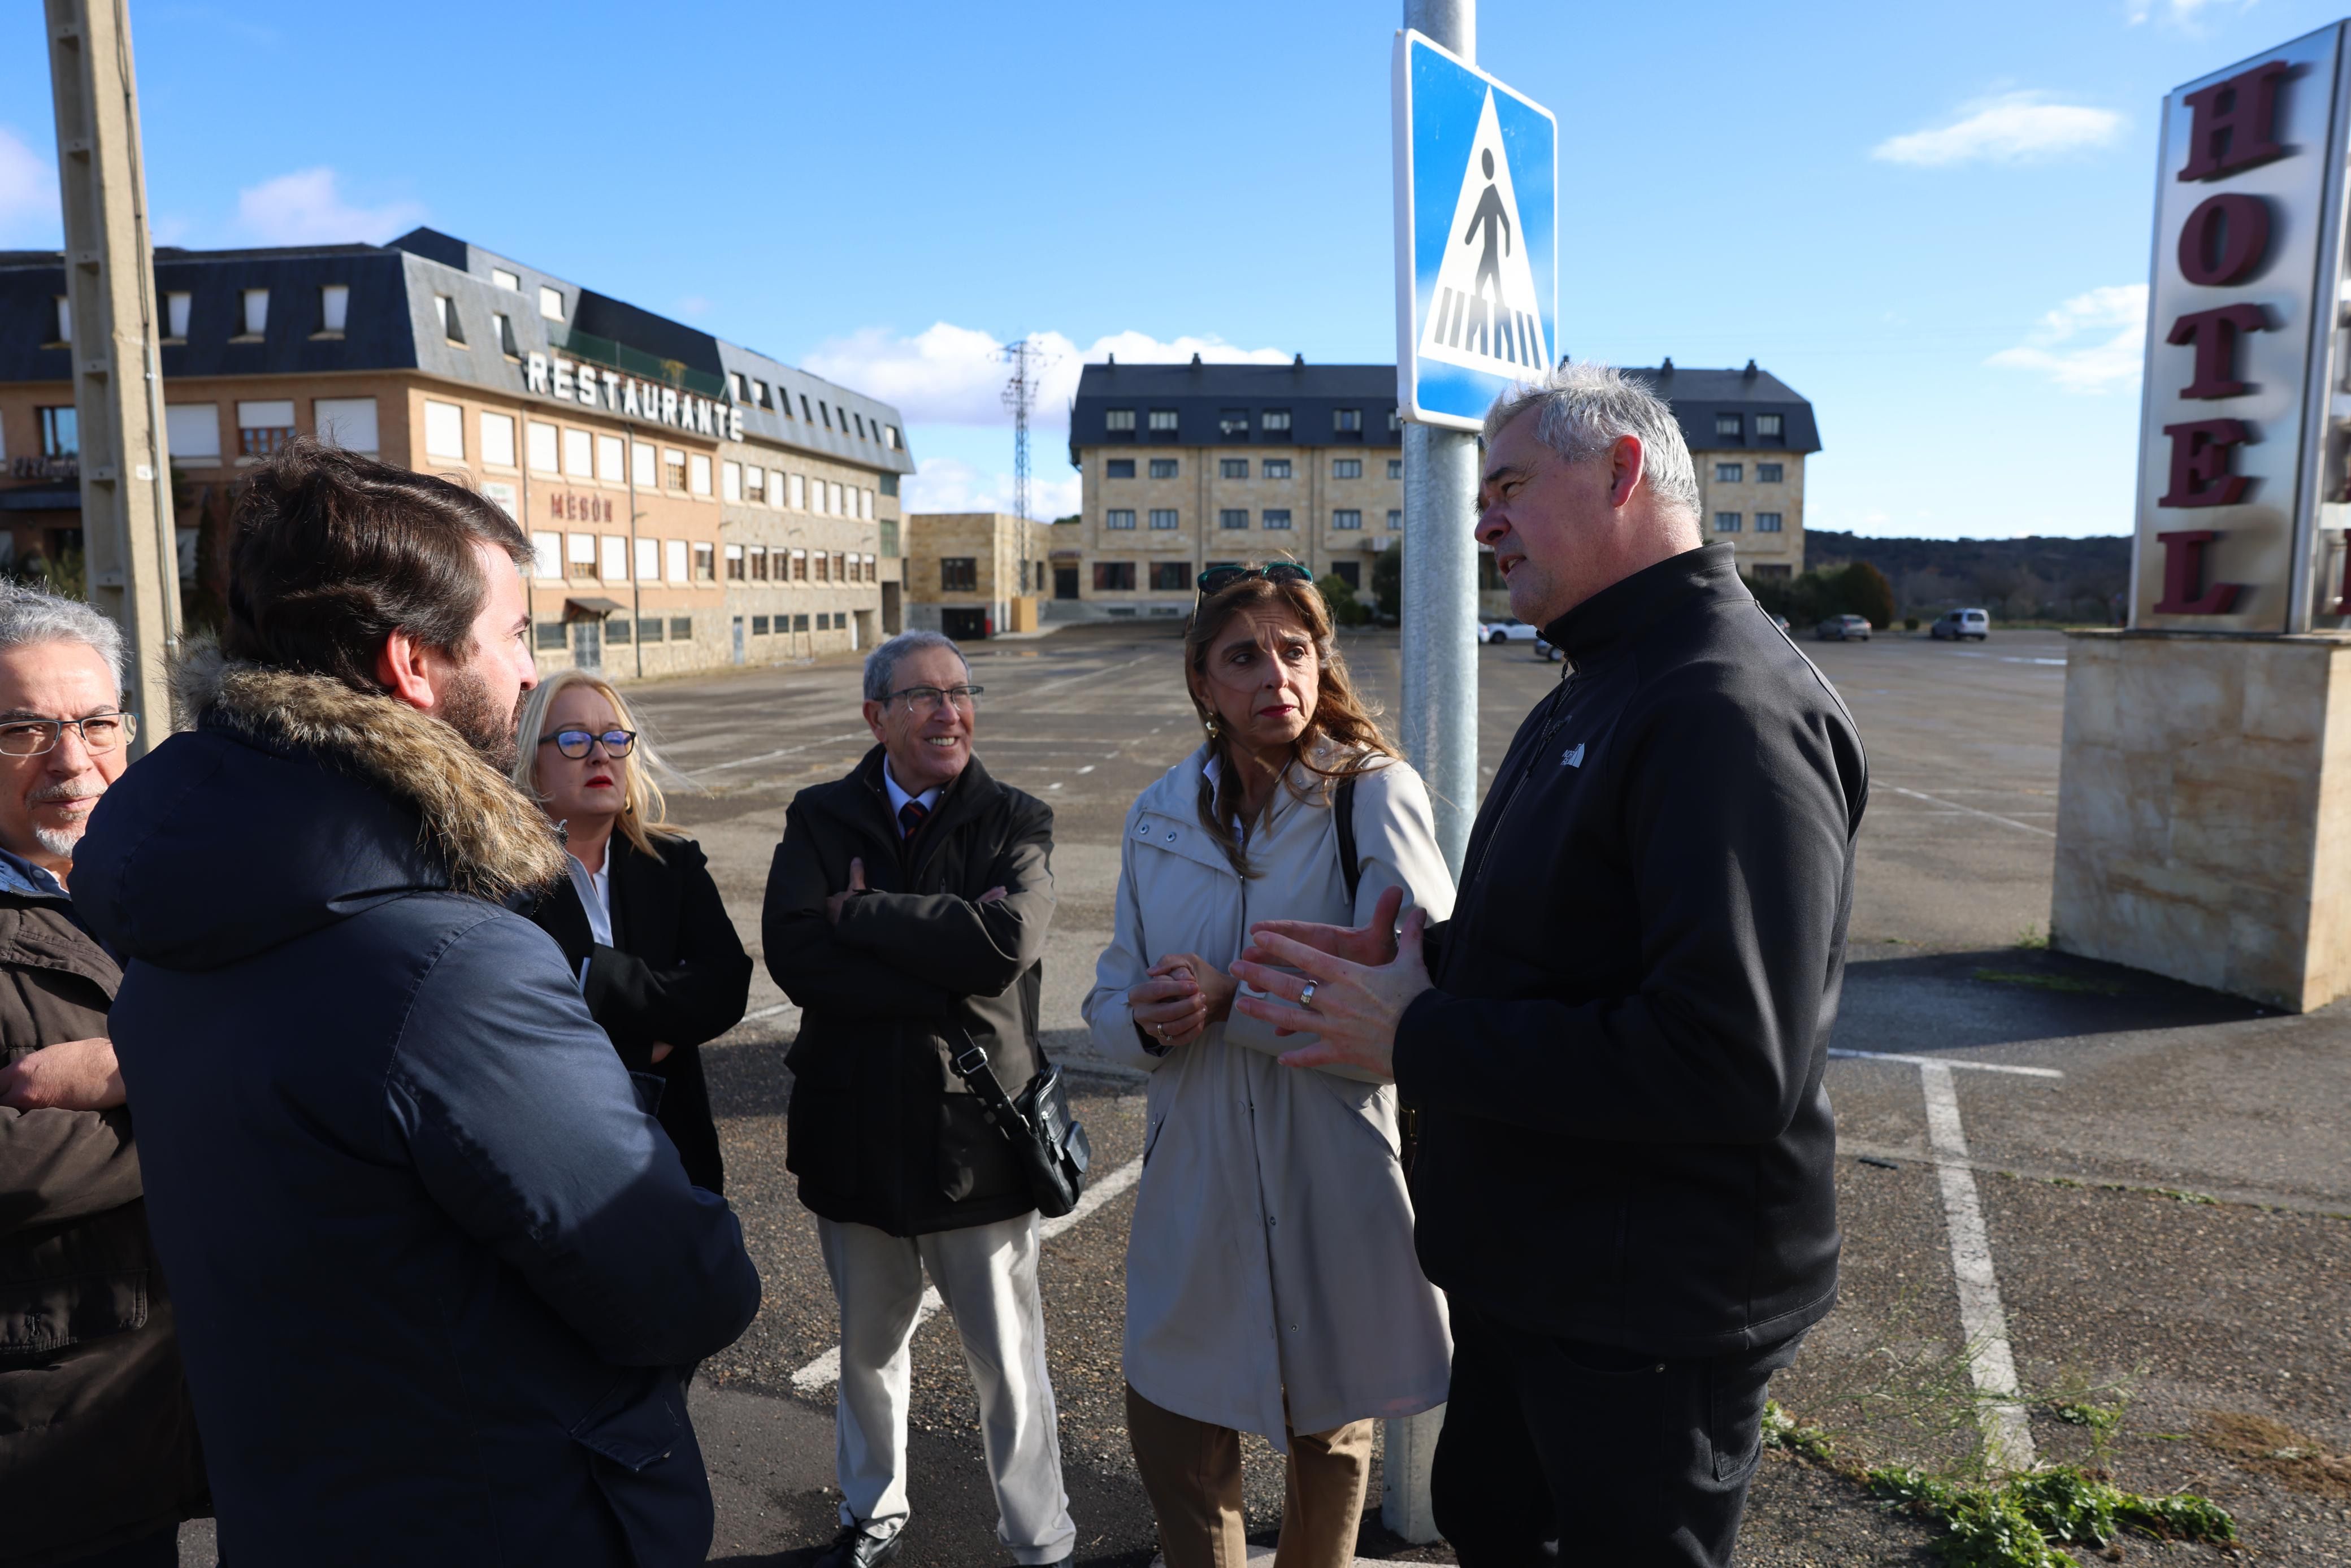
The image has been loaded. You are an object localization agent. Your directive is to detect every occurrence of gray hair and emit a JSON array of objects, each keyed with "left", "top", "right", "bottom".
[
  {"left": 1482, "top": 362, "right": 1703, "bottom": 523},
  {"left": 862, "top": 629, "right": 968, "bottom": 702},
  {"left": 0, "top": 580, "right": 124, "bottom": 696}
]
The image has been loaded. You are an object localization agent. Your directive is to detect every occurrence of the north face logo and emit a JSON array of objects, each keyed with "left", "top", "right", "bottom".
[{"left": 1561, "top": 744, "right": 1585, "bottom": 768}]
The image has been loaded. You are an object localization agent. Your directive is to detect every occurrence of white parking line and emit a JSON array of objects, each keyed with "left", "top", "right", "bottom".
[
  {"left": 1919, "top": 1061, "right": 2036, "bottom": 1472},
  {"left": 1830, "top": 1048, "right": 2062, "bottom": 1079},
  {"left": 789, "top": 1157, "right": 1144, "bottom": 1395},
  {"left": 1884, "top": 785, "right": 2057, "bottom": 839}
]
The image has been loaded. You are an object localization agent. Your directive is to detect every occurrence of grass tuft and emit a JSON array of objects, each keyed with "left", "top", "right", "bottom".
[
  {"left": 1971, "top": 968, "right": 2123, "bottom": 996},
  {"left": 1864, "top": 1463, "right": 2235, "bottom": 1566}
]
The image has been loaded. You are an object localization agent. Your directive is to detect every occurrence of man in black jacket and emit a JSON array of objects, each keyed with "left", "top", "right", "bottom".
[
  {"left": 765, "top": 630, "right": 1072, "bottom": 1568},
  {"left": 1236, "top": 363, "right": 1866, "bottom": 1566}
]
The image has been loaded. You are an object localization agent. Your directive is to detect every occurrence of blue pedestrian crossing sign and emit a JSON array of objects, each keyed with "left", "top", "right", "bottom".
[{"left": 1392, "top": 31, "right": 1558, "bottom": 431}]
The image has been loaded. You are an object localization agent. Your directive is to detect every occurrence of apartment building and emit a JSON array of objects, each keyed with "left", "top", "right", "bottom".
[
  {"left": 0, "top": 225, "right": 912, "bottom": 677},
  {"left": 1624, "top": 360, "right": 1820, "bottom": 579},
  {"left": 1062, "top": 358, "right": 1402, "bottom": 620},
  {"left": 903, "top": 512, "right": 1056, "bottom": 639}
]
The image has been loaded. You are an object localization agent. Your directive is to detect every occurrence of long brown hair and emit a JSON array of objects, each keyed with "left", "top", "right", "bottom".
[{"left": 1185, "top": 570, "right": 1394, "bottom": 876}]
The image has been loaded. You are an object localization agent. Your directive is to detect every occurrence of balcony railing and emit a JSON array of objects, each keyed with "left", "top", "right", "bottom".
[{"left": 548, "top": 326, "right": 730, "bottom": 403}]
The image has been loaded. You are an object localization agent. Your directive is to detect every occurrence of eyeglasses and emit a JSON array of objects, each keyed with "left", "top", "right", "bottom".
[
  {"left": 539, "top": 728, "right": 636, "bottom": 759},
  {"left": 0, "top": 711, "right": 136, "bottom": 758},
  {"left": 1196, "top": 563, "right": 1313, "bottom": 598},
  {"left": 886, "top": 684, "right": 983, "bottom": 715}
]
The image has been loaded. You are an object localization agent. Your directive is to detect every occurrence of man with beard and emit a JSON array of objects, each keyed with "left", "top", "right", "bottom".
[
  {"left": 0, "top": 585, "right": 208, "bottom": 1567},
  {"left": 73, "top": 440, "right": 761, "bottom": 1567}
]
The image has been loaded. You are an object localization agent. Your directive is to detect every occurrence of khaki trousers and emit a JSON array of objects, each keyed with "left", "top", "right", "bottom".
[{"left": 1125, "top": 1383, "right": 1373, "bottom": 1568}]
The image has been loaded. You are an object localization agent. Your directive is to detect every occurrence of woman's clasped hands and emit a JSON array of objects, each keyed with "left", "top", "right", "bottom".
[{"left": 1126, "top": 952, "right": 1238, "bottom": 1050}]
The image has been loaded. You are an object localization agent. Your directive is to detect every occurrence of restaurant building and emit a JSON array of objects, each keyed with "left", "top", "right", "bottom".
[{"left": 0, "top": 226, "right": 913, "bottom": 678}]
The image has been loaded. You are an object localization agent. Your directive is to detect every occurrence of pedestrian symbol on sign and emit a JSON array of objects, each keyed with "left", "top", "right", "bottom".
[{"left": 1418, "top": 89, "right": 1549, "bottom": 378}]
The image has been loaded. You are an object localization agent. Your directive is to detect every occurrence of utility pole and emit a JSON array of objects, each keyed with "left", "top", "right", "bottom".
[
  {"left": 44, "top": 0, "right": 179, "bottom": 756},
  {"left": 1399, "top": 0, "right": 1481, "bottom": 876},
  {"left": 999, "top": 337, "right": 1055, "bottom": 521}
]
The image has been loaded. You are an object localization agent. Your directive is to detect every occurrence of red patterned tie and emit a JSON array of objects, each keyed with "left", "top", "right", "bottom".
[{"left": 898, "top": 798, "right": 930, "bottom": 840}]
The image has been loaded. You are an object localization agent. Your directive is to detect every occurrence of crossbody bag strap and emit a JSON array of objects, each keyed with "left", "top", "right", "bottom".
[
  {"left": 1335, "top": 776, "right": 1361, "bottom": 910},
  {"left": 943, "top": 1023, "right": 1033, "bottom": 1135}
]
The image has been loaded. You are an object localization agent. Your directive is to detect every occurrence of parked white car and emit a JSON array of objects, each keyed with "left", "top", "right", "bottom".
[
  {"left": 1480, "top": 617, "right": 1540, "bottom": 644},
  {"left": 1931, "top": 607, "right": 1992, "bottom": 641}
]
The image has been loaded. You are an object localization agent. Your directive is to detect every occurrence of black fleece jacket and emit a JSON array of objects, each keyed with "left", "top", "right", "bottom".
[{"left": 1394, "top": 544, "right": 1867, "bottom": 1356}]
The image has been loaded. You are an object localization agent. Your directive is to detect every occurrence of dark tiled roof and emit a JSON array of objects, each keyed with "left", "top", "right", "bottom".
[
  {"left": 1068, "top": 360, "right": 1400, "bottom": 463},
  {"left": 1623, "top": 363, "right": 1821, "bottom": 454}
]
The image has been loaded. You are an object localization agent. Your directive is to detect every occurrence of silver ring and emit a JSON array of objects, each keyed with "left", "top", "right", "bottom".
[{"left": 1299, "top": 981, "right": 1317, "bottom": 1009}]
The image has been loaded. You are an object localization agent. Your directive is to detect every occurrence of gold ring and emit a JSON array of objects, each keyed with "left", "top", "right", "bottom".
[{"left": 1299, "top": 981, "right": 1317, "bottom": 1008}]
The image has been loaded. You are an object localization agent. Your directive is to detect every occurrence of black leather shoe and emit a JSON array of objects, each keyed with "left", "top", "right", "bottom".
[{"left": 812, "top": 1524, "right": 903, "bottom": 1568}]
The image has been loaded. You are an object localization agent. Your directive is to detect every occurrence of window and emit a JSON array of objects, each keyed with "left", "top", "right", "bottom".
[
  {"left": 1262, "top": 409, "right": 1291, "bottom": 435},
  {"left": 752, "top": 379, "right": 767, "bottom": 408},
  {"left": 49, "top": 296, "right": 69, "bottom": 345},
  {"left": 1219, "top": 409, "right": 1250, "bottom": 438},
  {"left": 479, "top": 411, "right": 515, "bottom": 468},
  {"left": 316, "top": 397, "right": 379, "bottom": 454},
  {"left": 1714, "top": 512, "right": 1742, "bottom": 533},
  {"left": 608, "top": 616, "right": 631, "bottom": 645},
  {"left": 1105, "top": 459, "right": 1135, "bottom": 479},
  {"left": 638, "top": 615, "right": 665, "bottom": 643},
  {"left": 492, "top": 267, "right": 521, "bottom": 293},
  {"left": 745, "top": 464, "right": 766, "bottom": 504},
  {"left": 528, "top": 421, "right": 559, "bottom": 474},
  {"left": 1147, "top": 408, "right": 1178, "bottom": 432},
  {"left": 638, "top": 441, "right": 662, "bottom": 488},
  {"left": 1333, "top": 509, "right": 1362, "bottom": 531},
  {"left": 530, "top": 532, "right": 561, "bottom": 580},
  {"left": 812, "top": 551, "right": 829, "bottom": 583},
  {"left": 670, "top": 616, "right": 693, "bottom": 640},
  {"left": 666, "top": 539, "right": 688, "bottom": 581},
  {"left": 602, "top": 536, "right": 630, "bottom": 581},
  {"left": 239, "top": 289, "right": 268, "bottom": 337},
  {"left": 860, "top": 489, "right": 873, "bottom": 520},
  {"left": 320, "top": 285, "right": 349, "bottom": 334},
  {"left": 1334, "top": 407, "right": 1362, "bottom": 433},
  {"left": 788, "top": 472, "right": 806, "bottom": 509},
  {"left": 887, "top": 425, "right": 900, "bottom": 449},
  {"left": 596, "top": 433, "right": 623, "bottom": 483},
  {"left": 164, "top": 291, "right": 191, "bottom": 340},
  {"left": 1333, "top": 560, "right": 1361, "bottom": 590},
  {"left": 1220, "top": 509, "right": 1249, "bottom": 531},
  {"left": 828, "top": 481, "right": 843, "bottom": 515},
  {"left": 1261, "top": 458, "right": 1292, "bottom": 479},
  {"left": 1758, "top": 462, "right": 1784, "bottom": 483},
  {"left": 562, "top": 427, "right": 592, "bottom": 477},
  {"left": 817, "top": 613, "right": 834, "bottom": 631},
  {"left": 1333, "top": 459, "right": 1361, "bottom": 479},
  {"left": 433, "top": 295, "right": 464, "bottom": 344},
  {"left": 853, "top": 413, "right": 867, "bottom": 439},
  {"left": 1756, "top": 414, "right": 1784, "bottom": 438},
  {"left": 818, "top": 402, "right": 832, "bottom": 429},
  {"left": 1221, "top": 458, "right": 1249, "bottom": 479},
  {"left": 1105, "top": 408, "right": 1136, "bottom": 433},
  {"left": 749, "top": 545, "right": 768, "bottom": 580},
  {"left": 1755, "top": 512, "right": 1784, "bottom": 532},
  {"left": 1263, "top": 509, "right": 1293, "bottom": 530},
  {"left": 791, "top": 548, "right": 809, "bottom": 580},
  {"left": 729, "top": 372, "right": 746, "bottom": 402},
  {"left": 1094, "top": 562, "right": 1136, "bottom": 591},
  {"left": 1389, "top": 408, "right": 1403, "bottom": 433},
  {"left": 832, "top": 551, "right": 848, "bottom": 581},
  {"left": 1715, "top": 463, "right": 1743, "bottom": 483},
  {"left": 722, "top": 461, "right": 743, "bottom": 502},
  {"left": 567, "top": 533, "right": 597, "bottom": 573},
  {"left": 1387, "top": 459, "right": 1403, "bottom": 479},
  {"left": 1149, "top": 562, "right": 1189, "bottom": 592},
  {"left": 635, "top": 537, "right": 658, "bottom": 580},
  {"left": 1105, "top": 509, "right": 1137, "bottom": 530},
  {"left": 799, "top": 394, "right": 813, "bottom": 422},
  {"left": 689, "top": 454, "right": 713, "bottom": 496},
  {"left": 166, "top": 403, "right": 220, "bottom": 460},
  {"left": 1714, "top": 413, "right": 1742, "bottom": 438},
  {"left": 663, "top": 449, "right": 687, "bottom": 491},
  {"left": 725, "top": 544, "right": 745, "bottom": 580},
  {"left": 491, "top": 311, "right": 517, "bottom": 356},
  {"left": 535, "top": 622, "right": 566, "bottom": 651},
  {"left": 942, "top": 557, "right": 978, "bottom": 591},
  {"left": 1149, "top": 509, "right": 1178, "bottom": 530},
  {"left": 1387, "top": 509, "right": 1402, "bottom": 531},
  {"left": 1149, "top": 458, "right": 1178, "bottom": 479},
  {"left": 37, "top": 407, "right": 76, "bottom": 457},
  {"left": 485, "top": 484, "right": 522, "bottom": 525},
  {"left": 693, "top": 543, "right": 715, "bottom": 581},
  {"left": 238, "top": 399, "right": 297, "bottom": 459},
  {"left": 539, "top": 285, "right": 565, "bottom": 321},
  {"left": 752, "top": 615, "right": 770, "bottom": 636}
]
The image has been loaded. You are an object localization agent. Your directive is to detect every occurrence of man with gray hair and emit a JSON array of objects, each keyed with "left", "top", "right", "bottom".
[
  {"left": 0, "top": 583, "right": 210, "bottom": 1564},
  {"left": 762, "top": 631, "right": 1072, "bottom": 1568},
  {"left": 1234, "top": 363, "right": 1868, "bottom": 1566}
]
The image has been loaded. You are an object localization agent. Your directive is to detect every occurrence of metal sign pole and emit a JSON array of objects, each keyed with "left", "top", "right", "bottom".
[{"left": 1399, "top": 0, "right": 1480, "bottom": 879}]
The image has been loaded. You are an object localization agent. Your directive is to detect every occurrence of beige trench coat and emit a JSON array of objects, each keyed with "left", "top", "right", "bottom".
[{"left": 1084, "top": 746, "right": 1455, "bottom": 1445}]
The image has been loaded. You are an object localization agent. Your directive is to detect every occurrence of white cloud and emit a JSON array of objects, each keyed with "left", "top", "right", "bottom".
[
  {"left": 1872, "top": 93, "right": 2123, "bottom": 167},
  {"left": 803, "top": 322, "right": 1291, "bottom": 437},
  {"left": 2127, "top": 0, "right": 2257, "bottom": 28},
  {"left": 0, "top": 126, "right": 60, "bottom": 247},
  {"left": 1985, "top": 283, "right": 2148, "bottom": 393},
  {"left": 902, "top": 455, "right": 1081, "bottom": 520},
  {"left": 234, "top": 168, "right": 424, "bottom": 245}
]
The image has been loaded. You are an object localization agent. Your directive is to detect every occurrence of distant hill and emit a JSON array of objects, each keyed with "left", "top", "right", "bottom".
[{"left": 1803, "top": 529, "right": 2130, "bottom": 621}]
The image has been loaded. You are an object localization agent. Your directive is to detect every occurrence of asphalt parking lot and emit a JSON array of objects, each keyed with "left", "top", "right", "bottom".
[{"left": 181, "top": 620, "right": 2351, "bottom": 1565}]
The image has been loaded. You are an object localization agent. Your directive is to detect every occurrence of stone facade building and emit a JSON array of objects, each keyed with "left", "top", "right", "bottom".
[
  {"left": 903, "top": 512, "right": 1056, "bottom": 640},
  {"left": 1624, "top": 361, "right": 1820, "bottom": 580},
  {"left": 0, "top": 226, "right": 912, "bottom": 679}
]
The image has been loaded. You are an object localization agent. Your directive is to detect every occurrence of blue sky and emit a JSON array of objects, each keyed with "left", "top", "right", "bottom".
[{"left": 0, "top": 0, "right": 2334, "bottom": 537}]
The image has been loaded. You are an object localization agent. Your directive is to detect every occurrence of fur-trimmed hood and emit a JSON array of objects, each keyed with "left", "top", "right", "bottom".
[{"left": 74, "top": 644, "right": 565, "bottom": 973}]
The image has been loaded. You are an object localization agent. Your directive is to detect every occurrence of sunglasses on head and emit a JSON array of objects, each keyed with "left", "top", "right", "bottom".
[{"left": 1195, "top": 562, "right": 1314, "bottom": 599}]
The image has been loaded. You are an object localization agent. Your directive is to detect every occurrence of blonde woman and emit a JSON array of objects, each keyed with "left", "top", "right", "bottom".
[
  {"left": 514, "top": 668, "right": 751, "bottom": 1192},
  {"left": 1083, "top": 565, "right": 1454, "bottom": 1568}
]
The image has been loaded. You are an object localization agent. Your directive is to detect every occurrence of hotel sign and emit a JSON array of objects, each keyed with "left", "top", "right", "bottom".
[
  {"left": 523, "top": 351, "right": 744, "bottom": 442},
  {"left": 2134, "top": 24, "right": 2351, "bottom": 632}
]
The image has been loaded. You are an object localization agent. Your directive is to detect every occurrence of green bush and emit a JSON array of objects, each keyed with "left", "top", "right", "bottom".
[
  {"left": 1372, "top": 541, "right": 1402, "bottom": 620},
  {"left": 1906, "top": 616, "right": 1921, "bottom": 632},
  {"left": 1750, "top": 559, "right": 1898, "bottom": 631},
  {"left": 1316, "top": 574, "right": 1372, "bottom": 627}
]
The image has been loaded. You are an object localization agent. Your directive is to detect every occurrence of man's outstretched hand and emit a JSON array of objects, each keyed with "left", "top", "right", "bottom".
[
  {"left": 1231, "top": 900, "right": 1433, "bottom": 1082},
  {"left": 1238, "top": 884, "right": 1405, "bottom": 970}
]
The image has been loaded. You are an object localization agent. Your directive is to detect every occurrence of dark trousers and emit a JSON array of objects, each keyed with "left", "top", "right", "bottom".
[
  {"left": 62, "top": 1527, "right": 181, "bottom": 1568},
  {"left": 1432, "top": 1304, "right": 1805, "bottom": 1568}
]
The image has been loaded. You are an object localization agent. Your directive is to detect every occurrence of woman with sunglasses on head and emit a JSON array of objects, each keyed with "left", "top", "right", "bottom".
[
  {"left": 1083, "top": 563, "right": 1455, "bottom": 1568},
  {"left": 513, "top": 668, "right": 751, "bottom": 1195}
]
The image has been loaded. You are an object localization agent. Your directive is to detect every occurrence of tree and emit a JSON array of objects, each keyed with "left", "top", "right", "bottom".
[
  {"left": 1316, "top": 574, "right": 1372, "bottom": 628},
  {"left": 1833, "top": 561, "right": 1896, "bottom": 629},
  {"left": 1372, "top": 541, "right": 1403, "bottom": 621}
]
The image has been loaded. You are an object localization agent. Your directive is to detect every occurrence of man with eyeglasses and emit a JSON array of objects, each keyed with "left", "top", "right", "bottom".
[
  {"left": 0, "top": 584, "right": 209, "bottom": 1566},
  {"left": 765, "top": 628, "right": 1073, "bottom": 1568}
]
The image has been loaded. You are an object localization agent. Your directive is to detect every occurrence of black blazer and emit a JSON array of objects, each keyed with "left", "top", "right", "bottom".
[{"left": 530, "top": 830, "right": 752, "bottom": 1194}]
